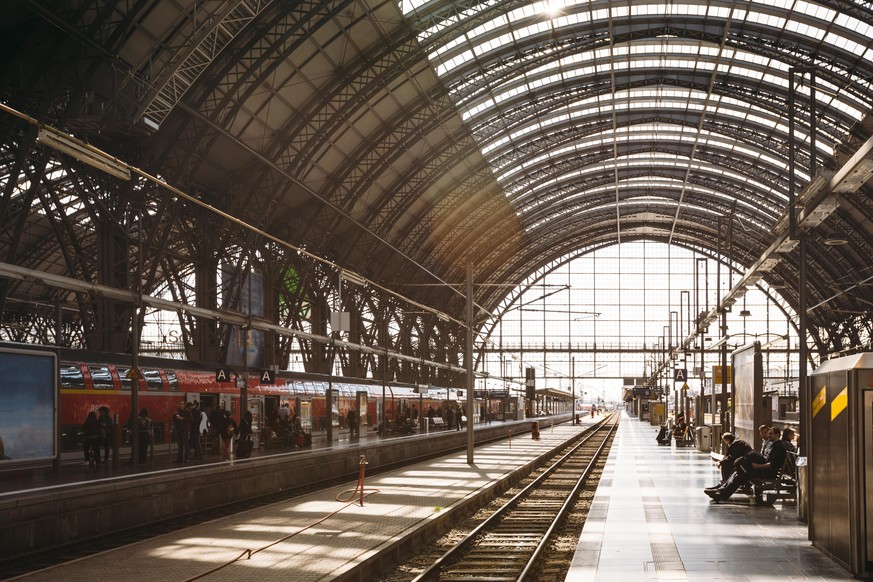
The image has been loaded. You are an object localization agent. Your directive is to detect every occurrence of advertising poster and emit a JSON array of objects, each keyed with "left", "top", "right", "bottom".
[{"left": 0, "top": 348, "right": 57, "bottom": 464}]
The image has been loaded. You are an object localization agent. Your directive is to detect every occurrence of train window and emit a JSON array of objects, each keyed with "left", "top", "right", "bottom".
[
  {"left": 60, "top": 363, "right": 85, "bottom": 388},
  {"left": 88, "top": 365, "right": 114, "bottom": 389},
  {"left": 143, "top": 369, "right": 163, "bottom": 391},
  {"left": 118, "top": 367, "right": 133, "bottom": 389},
  {"left": 166, "top": 370, "right": 179, "bottom": 392}
]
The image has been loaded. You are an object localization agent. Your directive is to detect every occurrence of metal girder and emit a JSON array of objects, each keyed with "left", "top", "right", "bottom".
[{"left": 138, "top": 0, "right": 274, "bottom": 129}]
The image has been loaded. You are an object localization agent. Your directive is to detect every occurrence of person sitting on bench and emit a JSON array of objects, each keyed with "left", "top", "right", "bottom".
[
  {"left": 781, "top": 427, "right": 797, "bottom": 453},
  {"left": 672, "top": 415, "right": 688, "bottom": 440},
  {"left": 711, "top": 432, "right": 752, "bottom": 488},
  {"left": 705, "top": 426, "right": 788, "bottom": 502},
  {"left": 656, "top": 425, "right": 670, "bottom": 445}
]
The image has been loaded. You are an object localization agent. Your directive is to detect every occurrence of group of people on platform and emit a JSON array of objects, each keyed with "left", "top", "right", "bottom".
[
  {"left": 82, "top": 404, "right": 153, "bottom": 466},
  {"left": 81, "top": 405, "right": 113, "bottom": 468},
  {"left": 655, "top": 412, "right": 691, "bottom": 445},
  {"left": 264, "top": 402, "right": 306, "bottom": 448},
  {"left": 82, "top": 400, "right": 253, "bottom": 466},
  {"left": 426, "top": 402, "right": 465, "bottom": 431},
  {"left": 704, "top": 423, "right": 796, "bottom": 502}
]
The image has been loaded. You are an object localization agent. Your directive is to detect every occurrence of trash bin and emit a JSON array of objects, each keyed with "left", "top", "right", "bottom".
[
  {"left": 531, "top": 421, "right": 540, "bottom": 440},
  {"left": 695, "top": 426, "right": 712, "bottom": 452},
  {"left": 796, "top": 457, "right": 808, "bottom": 523},
  {"left": 710, "top": 424, "right": 722, "bottom": 453}
]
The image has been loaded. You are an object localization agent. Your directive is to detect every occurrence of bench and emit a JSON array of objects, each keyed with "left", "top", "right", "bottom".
[
  {"left": 428, "top": 417, "right": 446, "bottom": 430},
  {"left": 673, "top": 425, "right": 695, "bottom": 447},
  {"left": 747, "top": 451, "right": 797, "bottom": 505}
]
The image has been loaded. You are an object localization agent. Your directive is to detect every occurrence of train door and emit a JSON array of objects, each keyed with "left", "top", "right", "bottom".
[
  {"left": 356, "top": 391, "right": 368, "bottom": 432},
  {"left": 263, "top": 396, "right": 279, "bottom": 427},
  {"left": 376, "top": 397, "right": 384, "bottom": 431},
  {"left": 299, "top": 399, "right": 312, "bottom": 432},
  {"left": 247, "top": 396, "right": 263, "bottom": 450},
  {"left": 397, "top": 399, "right": 408, "bottom": 422},
  {"left": 505, "top": 397, "right": 517, "bottom": 420},
  {"left": 329, "top": 390, "right": 340, "bottom": 436},
  {"left": 199, "top": 394, "right": 219, "bottom": 417}
]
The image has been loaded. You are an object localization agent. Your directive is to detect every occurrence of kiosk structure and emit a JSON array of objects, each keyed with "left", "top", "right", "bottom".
[{"left": 806, "top": 353, "right": 873, "bottom": 576}]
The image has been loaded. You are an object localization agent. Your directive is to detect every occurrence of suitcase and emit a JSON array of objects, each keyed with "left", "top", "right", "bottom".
[{"left": 236, "top": 438, "right": 253, "bottom": 458}]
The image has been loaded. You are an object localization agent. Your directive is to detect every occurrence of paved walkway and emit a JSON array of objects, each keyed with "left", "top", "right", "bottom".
[{"left": 566, "top": 411, "right": 853, "bottom": 581}]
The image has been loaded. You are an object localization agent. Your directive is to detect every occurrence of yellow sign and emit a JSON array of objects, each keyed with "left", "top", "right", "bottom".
[
  {"left": 831, "top": 386, "right": 848, "bottom": 421},
  {"left": 712, "top": 365, "right": 732, "bottom": 384},
  {"left": 812, "top": 386, "right": 827, "bottom": 418},
  {"left": 682, "top": 382, "right": 689, "bottom": 391},
  {"left": 126, "top": 367, "right": 140, "bottom": 380}
]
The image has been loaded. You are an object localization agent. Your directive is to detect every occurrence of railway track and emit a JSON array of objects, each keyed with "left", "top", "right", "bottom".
[{"left": 411, "top": 414, "right": 618, "bottom": 582}]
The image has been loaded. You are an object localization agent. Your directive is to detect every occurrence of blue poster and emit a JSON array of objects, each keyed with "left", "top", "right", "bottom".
[
  {"left": 0, "top": 349, "right": 57, "bottom": 463},
  {"left": 224, "top": 270, "right": 265, "bottom": 369}
]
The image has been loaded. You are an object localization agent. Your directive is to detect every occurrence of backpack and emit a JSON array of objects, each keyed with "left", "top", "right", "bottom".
[{"left": 225, "top": 424, "right": 235, "bottom": 437}]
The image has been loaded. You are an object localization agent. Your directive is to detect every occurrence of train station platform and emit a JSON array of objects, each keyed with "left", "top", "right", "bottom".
[
  {"left": 566, "top": 412, "right": 854, "bottom": 581},
  {"left": 0, "top": 424, "right": 383, "bottom": 496},
  {"left": 5, "top": 413, "right": 856, "bottom": 582},
  {"left": 4, "top": 416, "right": 595, "bottom": 581},
  {"left": 0, "top": 416, "right": 533, "bottom": 496}
]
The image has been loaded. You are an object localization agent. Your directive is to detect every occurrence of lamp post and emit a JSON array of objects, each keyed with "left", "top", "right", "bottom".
[
  {"left": 680, "top": 290, "right": 691, "bottom": 404},
  {"left": 680, "top": 290, "right": 690, "bottom": 342},
  {"left": 696, "top": 257, "right": 709, "bottom": 423},
  {"left": 571, "top": 357, "right": 576, "bottom": 424},
  {"left": 662, "top": 325, "right": 670, "bottom": 418},
  {"left": 466, "top": 264, "right": 474, "bottom": 465},
  {"left": 670, "top": 311, "right": 679, "bottom": 413}
]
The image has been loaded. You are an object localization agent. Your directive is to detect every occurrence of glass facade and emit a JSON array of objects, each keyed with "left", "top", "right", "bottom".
[{"left": 479, "top": 241, "right": 799, "bottom": 404}]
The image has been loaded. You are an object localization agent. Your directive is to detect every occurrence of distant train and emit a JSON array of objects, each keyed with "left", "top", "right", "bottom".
[{"left": 0, "top": 343, "right": 520, "bottom": 454}]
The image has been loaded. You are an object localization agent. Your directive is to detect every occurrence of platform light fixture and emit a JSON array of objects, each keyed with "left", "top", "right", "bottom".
[
  {"left": 710, "top": 336, "right": 729, "bottom": 349},
  {"left": 832, "top": 158, "right": 873, "bottom": 193},
  {"left": 761, "top": 334, "right": 789, "bottom": 350},
  {"left": 739, "top": 309, "right": 751, "bottom": 317},
  {"left": 339, "top": 269, "right": 366, "bottom": 286},
  {"left": 824, "top": 231, "right": 849, "bottom": 246},
  {"left": 37, "top": 127, "right": 131, "bottom": 181},
  {"left": 141, "top": 116, "right": 160, "bottom": 132}
]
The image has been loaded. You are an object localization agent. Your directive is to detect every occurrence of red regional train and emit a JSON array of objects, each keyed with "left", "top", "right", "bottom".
[{"left": 0, "top": 343, "right": 463, "bottom": 453}]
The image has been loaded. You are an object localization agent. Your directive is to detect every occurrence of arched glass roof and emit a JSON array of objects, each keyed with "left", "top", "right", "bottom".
[
  {"left": 1, "top": 0, "right": 871, "bottom": 362},
  {"left": 400, "top": 0, "right": 871, "bottom": 222}
]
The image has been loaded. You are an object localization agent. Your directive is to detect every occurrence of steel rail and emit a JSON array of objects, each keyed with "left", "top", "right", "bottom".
[{"left": 412, "top": 413, "right": 619, "bottom": 581}]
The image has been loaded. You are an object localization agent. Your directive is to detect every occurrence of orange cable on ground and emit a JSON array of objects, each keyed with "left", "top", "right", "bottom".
[
  {"left": 335, "top": 455, "right": 379, "bottom": 506},
  {"left": 184, "top": 455, "right": 379, "bottom": 581}
]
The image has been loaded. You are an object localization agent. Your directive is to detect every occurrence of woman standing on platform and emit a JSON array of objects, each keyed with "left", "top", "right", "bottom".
[
  {"left": 82, "top": 411, "right": 101, "bottom": 468},
  {"left": 137, "top": 408, "right": 152, "bottom": 463},
  {"left": 236, "top": 411, "right": 253, "bottom": 458},
  {"left": 221, "top": 410, "right": 237, "bottom": 461}
]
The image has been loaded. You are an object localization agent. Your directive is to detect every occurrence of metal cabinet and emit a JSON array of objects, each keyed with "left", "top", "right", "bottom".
[
  {"left": 806, "top": 353, "right": 873, "bottom": 576},
  {"left": 695, "top": 426, "right": 712, "bottom": 452}
]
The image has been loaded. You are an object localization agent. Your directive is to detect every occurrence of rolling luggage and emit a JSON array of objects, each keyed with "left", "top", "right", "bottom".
[{"left": 236, "top": 438, "right": 253, "bottom": 458}]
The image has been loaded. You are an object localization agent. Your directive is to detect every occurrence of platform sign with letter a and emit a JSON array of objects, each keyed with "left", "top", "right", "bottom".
[
  {"left": 260, "top": 369, "right": 275, "bottom": 385},
  {"left": 674, "top": 368, "right": 688, "bottom": 382}
]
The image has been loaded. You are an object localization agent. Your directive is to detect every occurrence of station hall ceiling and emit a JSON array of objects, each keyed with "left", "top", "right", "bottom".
[{"left": 1, "top": 0, "right": 872, "bottom": 337}]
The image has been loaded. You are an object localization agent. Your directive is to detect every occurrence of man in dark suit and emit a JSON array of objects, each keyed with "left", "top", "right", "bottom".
[
  {"left": 710, "top": 432, "right": 752, "bottom": 487},
  {"left": 706, "top": 426, "right": 789, "bottom": 502}
]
